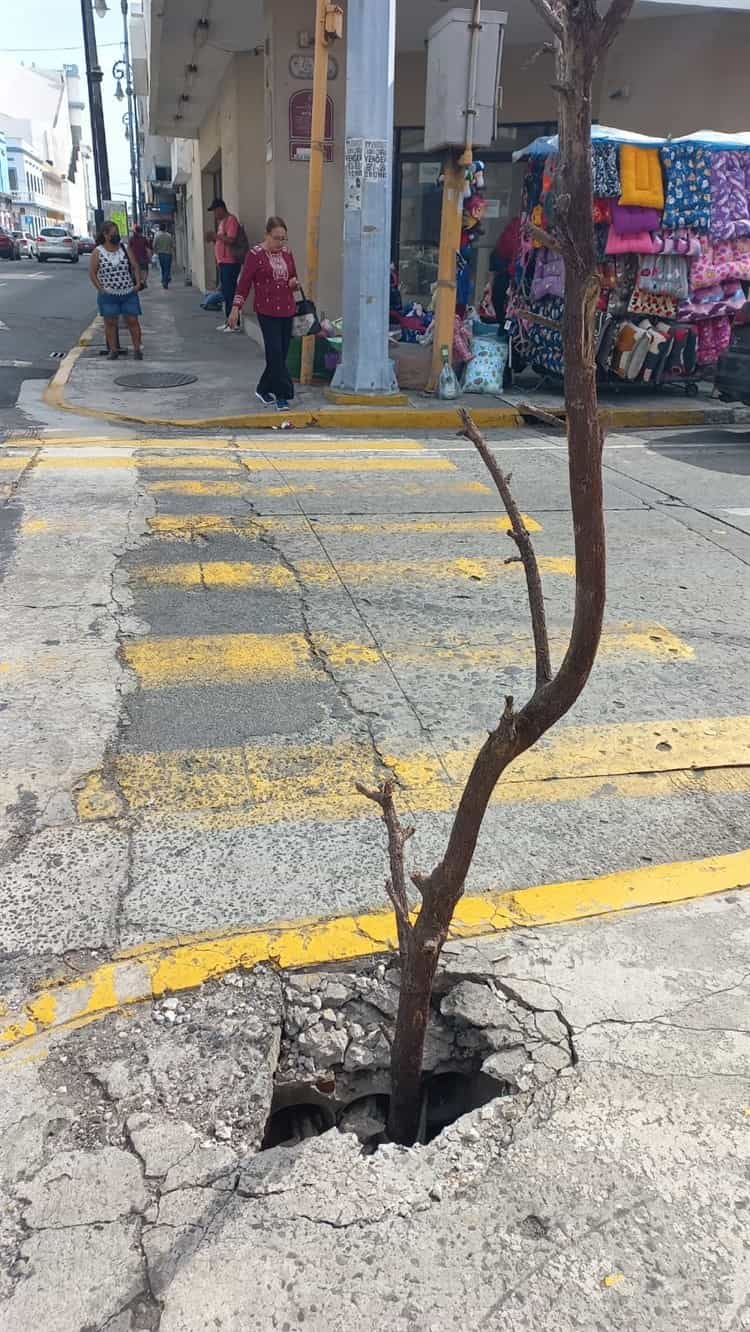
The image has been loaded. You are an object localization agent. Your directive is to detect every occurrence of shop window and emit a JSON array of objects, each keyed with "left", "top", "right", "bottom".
[
  {"left": 9, "top": 168, "right": 17, "bottom": 191},
  {"left": 393, "top": 122, "right": 556, "bottom": 307}
]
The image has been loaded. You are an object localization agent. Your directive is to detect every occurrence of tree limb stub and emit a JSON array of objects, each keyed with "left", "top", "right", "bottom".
[
  {"left": 459, "top": 409, "right": 553, "bottom": 689},
  {"left": 524, "top": 221, "right": 561, "bottom": 251},
  {"left": 515, "top": 306, "right": 563, "bottom": 332}
]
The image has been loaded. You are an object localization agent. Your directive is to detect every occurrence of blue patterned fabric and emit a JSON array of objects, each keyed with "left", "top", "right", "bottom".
[
  {"left": 527, "top": 296, "right": 564, "bottom": 377},
  {"left": 660, "top": 143, "right": 711, "bottom": 231}
]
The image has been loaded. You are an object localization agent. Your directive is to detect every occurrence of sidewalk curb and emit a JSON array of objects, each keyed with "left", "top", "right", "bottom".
[
  {"left": 2, "top": 848, "right": 748, "bottom": 1056},
  {"left": 43, "top": 327, "right": 746, "bottom": 432}
]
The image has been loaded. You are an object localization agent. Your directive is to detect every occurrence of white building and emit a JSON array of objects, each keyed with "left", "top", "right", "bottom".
[{"left": 0, "top": 58, "right": 93, "bottom": 237}]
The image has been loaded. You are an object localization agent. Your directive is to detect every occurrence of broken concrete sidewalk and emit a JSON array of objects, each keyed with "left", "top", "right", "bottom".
[{"left": 1, "top": 890, "right": 748, "bottom": 1331}]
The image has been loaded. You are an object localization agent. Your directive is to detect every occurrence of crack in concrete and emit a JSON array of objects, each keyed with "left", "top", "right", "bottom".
[{"left": 234, "top": 452, "right": 453, "bottom": 788}]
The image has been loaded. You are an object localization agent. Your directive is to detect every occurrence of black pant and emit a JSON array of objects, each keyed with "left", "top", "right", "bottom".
[
  {"left": 219, "top": 261, "right": 242, "bottom": 317},
  {"left": 257, "top": 314, "right": 294, "bottom": 401}
]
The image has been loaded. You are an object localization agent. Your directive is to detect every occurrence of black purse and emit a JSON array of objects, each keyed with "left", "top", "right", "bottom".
[{"left": 292, "top": 288, "right": 322, "bottom": 338}]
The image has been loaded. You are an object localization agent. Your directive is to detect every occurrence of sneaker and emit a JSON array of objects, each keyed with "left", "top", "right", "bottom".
[
  {"left": 216, "top": 322, "right": 228, "bottom": 331},
  {"left": 134, "top": 349, "right": 143, "bottom": 361},
  {"left": 275, "top": 398, "right": 290, "bottom": 411},
  {"left": 255, "top": 391, "right": 274, "bottom": 405}
]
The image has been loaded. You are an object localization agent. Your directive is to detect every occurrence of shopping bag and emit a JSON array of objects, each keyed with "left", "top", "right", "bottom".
[{"left": 292, "top": 289, "right": 322, "bottom": 339}]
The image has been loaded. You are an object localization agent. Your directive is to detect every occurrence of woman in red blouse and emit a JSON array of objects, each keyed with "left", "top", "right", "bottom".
[{"left": 227, "top": 216, "right": 299, "bottom": 409}]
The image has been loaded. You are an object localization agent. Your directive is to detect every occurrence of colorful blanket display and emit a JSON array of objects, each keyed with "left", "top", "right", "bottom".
[{"left": 509, "top": 130, "right": 750, "bottom": 385}]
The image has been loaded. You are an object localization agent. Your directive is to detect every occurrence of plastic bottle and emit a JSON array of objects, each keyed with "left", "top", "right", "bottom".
[{"left": 437, "top": 345, "right": 459, "bottom": 400}]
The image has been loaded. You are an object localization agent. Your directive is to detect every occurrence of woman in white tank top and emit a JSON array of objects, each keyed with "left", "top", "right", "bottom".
[{"left": 89, "top": 220, "right": 144, "bottom": 360}]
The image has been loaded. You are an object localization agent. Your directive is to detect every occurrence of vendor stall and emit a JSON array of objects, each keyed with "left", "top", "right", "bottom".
[{"left": 507, "top": 125, "right": 750, "bottom": 393}]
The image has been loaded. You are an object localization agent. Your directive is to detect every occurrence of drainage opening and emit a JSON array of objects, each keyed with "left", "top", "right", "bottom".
[{"left": 261, "top": 964, "right": 574, "bottom": 1152}]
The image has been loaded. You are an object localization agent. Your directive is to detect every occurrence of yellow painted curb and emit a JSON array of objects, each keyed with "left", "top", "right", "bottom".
[
  {"left": 2, "top": 848, "right": 748, "bottom": 1055},
  {"left": 42, "top": 329, "right": 735, "bottom": 432},
  {"left": 44, "top": 314, "right": 101, "bottom": 411}
]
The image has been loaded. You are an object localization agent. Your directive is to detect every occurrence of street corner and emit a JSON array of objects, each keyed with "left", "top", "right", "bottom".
[{"left": 2, "top": 847, "right": 749, "bottom": 1057}]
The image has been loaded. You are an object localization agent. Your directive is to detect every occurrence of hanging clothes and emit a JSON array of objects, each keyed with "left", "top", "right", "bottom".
[
  {"left": 591, "top": 142, "right": 621, "bottom": 198},
  {"left": 709, "top": 151, "right": 750, "bottom": 240}
]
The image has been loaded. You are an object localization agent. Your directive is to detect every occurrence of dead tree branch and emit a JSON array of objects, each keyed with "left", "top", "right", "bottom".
[
  {"left": 357, "top": 0, "right": 633, "bottom": 1147},
  {"left": 355, "top": 780, "right": 414, "bottom": 954},
  {"left": 598, "top": 0, "right": 637, "bottom": 53},
  {"left": 527, "top": 0, "right": 564, "bottom": 39},
  {"left": 459, "top": 410, "right": 552, "bottom": 688}
]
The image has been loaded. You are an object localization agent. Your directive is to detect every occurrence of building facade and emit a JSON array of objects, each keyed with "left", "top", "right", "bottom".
[
  {"left": 0, "top": 129, "right": 12, "bottom": 232},
  {"left": 0, "top": 59, "right": 93, "bottom": 237},
  {"left": 136, "top": 0, "right": 750, "bottom": 339}
]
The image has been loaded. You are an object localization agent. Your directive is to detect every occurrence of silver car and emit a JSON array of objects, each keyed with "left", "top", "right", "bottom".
[{"left": 34, "top": 227, "right": 79, "bottom": 263}]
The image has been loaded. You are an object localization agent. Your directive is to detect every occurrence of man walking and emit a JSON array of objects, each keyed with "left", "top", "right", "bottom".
[
  {"left": 153, "top": 224, "right": 174, "bottom": 289},
  {"left": 206, "top": 198, "right": 247, "bottom": 331}
]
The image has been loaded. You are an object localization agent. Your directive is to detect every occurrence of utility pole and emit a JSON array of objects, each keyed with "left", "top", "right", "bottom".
[
  {"left": 119, "top": 0, "right": 140, "bottom": 226},
  {"left": 330, "top": 0, "right": 399, "bottom": 397},
  {"left": 300, "top": 0, "right": 335, "bottom": 386},
  {"left": 80, "top": 0, "right": 111, "bottom": 229},
  {"left": 427, "top": 0, "right": 483, "bottom": 393}
]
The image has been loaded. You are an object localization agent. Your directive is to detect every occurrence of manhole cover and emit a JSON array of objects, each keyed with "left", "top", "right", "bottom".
[{"left": 113, "top": 372, "right": 198, "bottom": 390}]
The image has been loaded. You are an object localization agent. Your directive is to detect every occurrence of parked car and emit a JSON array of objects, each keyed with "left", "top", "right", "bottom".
[
  {"left": 76, "top": 234, "right": 95, "bottom": 255},
  {"left": 35, "top": 227, "right": 79, "bottom": 263},
  {"left": 715, "top": 302, "right": 750, "bottom": 406},
  {"left": 11, "top": 229, "right": 31, "bottom": 258},
  {"left": 0, "top": 228, "right": 21, "bottom": 260}
]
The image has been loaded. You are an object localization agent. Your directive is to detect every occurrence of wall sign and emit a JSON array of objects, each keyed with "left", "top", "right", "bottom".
[
  {"left": 289, "top": 90, "right": 334, "bottom": 163},
  {"left": 364, "top": 139, "right": 387, "bottom": 182},
  {"left": 289, "top": 53, "right": 338, "bottom": 81}
]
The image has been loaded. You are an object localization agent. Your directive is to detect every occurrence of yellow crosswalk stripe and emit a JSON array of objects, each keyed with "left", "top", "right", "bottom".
[
  {"left": 130, "top": 555, "right": 575, "bottom": 590},
  {"left": 118, "top": 623, "right": 693, "bottom": 688},
  {"left": 146, "top": 479, "right": 491, "bottom": 497},
  {"left": 36, "top": 455, "right": 456, "bottom": 473},
  {"left": 146, "top": 512, "right": 543, "bottom": 538},
  {"left": 76, "top": 714, "right": 750, "bottom": 827}
]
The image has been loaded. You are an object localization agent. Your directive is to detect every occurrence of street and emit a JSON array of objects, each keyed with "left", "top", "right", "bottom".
[
  {"left": 1, "top": 295, "right": 749, "bottom": 1330},
  {"left": 0, "top": 259, "right": 95, "bottom": 414}
]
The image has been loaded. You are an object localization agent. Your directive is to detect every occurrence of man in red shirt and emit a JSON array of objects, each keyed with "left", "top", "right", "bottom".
[{"left": 206, "top": 198, "right": 246, "bottom": 331}]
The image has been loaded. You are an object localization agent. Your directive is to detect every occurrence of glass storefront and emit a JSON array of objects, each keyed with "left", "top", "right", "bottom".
[{"left": 392, "top": 122, "right": 556, "bottom": 307}]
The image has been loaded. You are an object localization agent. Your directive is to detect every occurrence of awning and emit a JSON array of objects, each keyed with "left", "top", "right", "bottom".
[
  {"left": 513, "top": 124, "right": 667, "bottom": 162},
  {"left": 674, "top": 130, "right": 750, "bottom": 150}
]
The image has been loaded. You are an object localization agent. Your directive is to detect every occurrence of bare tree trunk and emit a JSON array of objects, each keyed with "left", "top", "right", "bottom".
[{"left": 360, "top": 0, "right": 636, "bottom": 1147}]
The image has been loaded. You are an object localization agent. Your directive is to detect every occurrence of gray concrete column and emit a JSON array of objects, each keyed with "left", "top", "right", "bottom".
[{"left": 331, "top": 0, "right": 398, "bottom": 396}]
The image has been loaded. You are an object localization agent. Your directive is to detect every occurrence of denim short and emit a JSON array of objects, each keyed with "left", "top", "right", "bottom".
[{"left": 97, "top": 290, "right": 142, "bottom": 318}]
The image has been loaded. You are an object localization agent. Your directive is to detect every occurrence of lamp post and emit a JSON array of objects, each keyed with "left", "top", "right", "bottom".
[
  {"left": 79, "top": 0, "right": 112, "bottom": 229},
  {"left": 113, "top": 53, "right": 139, "bottom": 226}
]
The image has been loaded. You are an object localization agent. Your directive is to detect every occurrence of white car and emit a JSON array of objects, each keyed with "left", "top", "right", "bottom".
[
  {"left": 11, "top": 230, "right": 32, "bottom": 258},
  {"left": 34, "top": 227, "right": 79, "bottom": 263}
]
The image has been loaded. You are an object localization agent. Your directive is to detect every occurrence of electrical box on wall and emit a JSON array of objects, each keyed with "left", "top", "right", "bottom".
[{"left": 424, "top": 8, "right": 508, "bottom": 153}]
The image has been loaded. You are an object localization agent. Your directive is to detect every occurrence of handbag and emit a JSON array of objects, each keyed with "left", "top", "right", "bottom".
[{"left": 292, "top": 288, "right": 322, "bottom": 339}]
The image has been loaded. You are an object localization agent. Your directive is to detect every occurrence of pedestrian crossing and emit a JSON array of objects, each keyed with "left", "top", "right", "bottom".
[{"left": 4, "top": 431, "right": 746, "bottom": 938}]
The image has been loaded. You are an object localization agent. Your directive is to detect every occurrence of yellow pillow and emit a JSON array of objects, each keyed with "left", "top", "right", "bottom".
[{"left": 618, "top": 146, "right": 665, "bottom": 210}]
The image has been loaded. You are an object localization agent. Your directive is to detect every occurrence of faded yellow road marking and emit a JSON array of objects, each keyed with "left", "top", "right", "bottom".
[
  {"left": 146, "top": 478, "right": 491, "bottom": 498},
  {"left": 76, "top": 714, "right": 750, "bottom": 827},
  {"left": 147, "top": 512, "right": 543, "bottom": 538},
  {"left": 37, "top": 455, "right": 456, "bottom": 474},
  {"left": 25, "top": 436, "right": 426, "bottom": 452},
  {"left": 0, "top": 457, "right": 33, "bottom": 470},
  {"left": 3, "top": 848, "right": 749, "bottom": 1053},
  {"left": 120, "top": 623, "right": 692, "bottom": 688},
  {"left": 130, "top": 554, "right": 574, "bottom": 590}
]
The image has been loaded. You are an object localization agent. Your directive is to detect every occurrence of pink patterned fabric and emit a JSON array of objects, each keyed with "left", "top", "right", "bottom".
[
  {"left": 709, "top": 151, "right": 750, "bottom": 241},
  {"left": 679, "top": 280, "right": 746, "bottom": 321},
  {"left": 696, "top": 316, "right": 732, "bottom": 365},
  {"left": 691, "top": 236, "right": 750, "bottom": 289}
]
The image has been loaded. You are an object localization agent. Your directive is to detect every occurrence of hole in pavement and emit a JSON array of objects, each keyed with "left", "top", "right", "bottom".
[{"left": 260, "top": 963, "right": 574, "bottom": 1152}]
